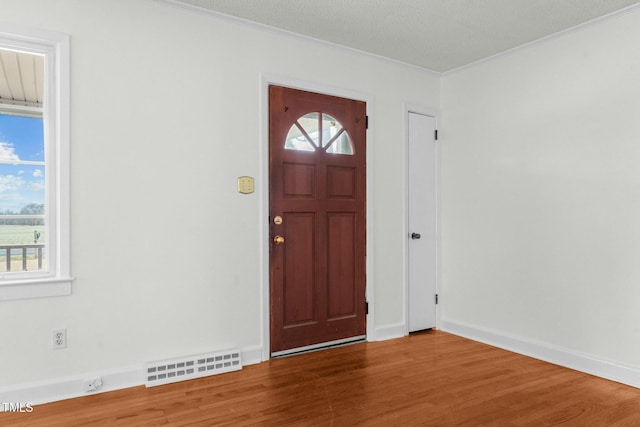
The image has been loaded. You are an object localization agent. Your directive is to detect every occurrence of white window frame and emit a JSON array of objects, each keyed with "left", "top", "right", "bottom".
[{"left": 0, "top": 24, "right": 72, "bottom": 300}]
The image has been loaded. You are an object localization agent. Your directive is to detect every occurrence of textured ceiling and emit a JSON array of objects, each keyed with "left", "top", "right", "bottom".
[{"left": 172, "top": 0, "right": 640, "bottom": 72}]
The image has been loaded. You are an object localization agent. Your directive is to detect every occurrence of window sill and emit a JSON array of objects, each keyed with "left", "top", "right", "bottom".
[{"left": 0, "top": 277, "right": 73, "bottom": 301}]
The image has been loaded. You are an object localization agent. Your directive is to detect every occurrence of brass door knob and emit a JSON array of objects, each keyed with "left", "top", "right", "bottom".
[{"left": 273, "top": 235, "right": 285, "bottom": 245}]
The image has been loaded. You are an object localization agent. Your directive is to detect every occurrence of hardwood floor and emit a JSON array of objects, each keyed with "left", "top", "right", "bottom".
[{"left": 3, "top": 330, "right": 640, "bottom": 426}]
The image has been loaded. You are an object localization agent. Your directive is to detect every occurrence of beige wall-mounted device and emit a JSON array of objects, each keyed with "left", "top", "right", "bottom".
[{"left": 237, "top": 176, "right": 255, "bottom": 194}]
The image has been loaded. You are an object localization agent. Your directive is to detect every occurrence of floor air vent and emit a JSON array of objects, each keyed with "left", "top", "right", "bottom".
[{"left": 145, "top": 349, "right": 242, "bottom": 387}]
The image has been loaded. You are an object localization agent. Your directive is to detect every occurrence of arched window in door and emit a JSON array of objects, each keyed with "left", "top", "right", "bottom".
[{"left": 284, "top": 112, "right": 354, "bottom": 155}]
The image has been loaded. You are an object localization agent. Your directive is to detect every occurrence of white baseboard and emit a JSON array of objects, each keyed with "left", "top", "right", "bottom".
[
  {"left": 240, "top": 345, "right": 263, "bottom": 365},
  {"left": 374, "top": 323, "right": 406, "bottom": 341},
  {"left": 14, "top": 323, "right": 636, "bottom": 407},
  {"left": 441, "top": 319, "right": 640, "bottom": 389},
  {"left": 0, "top": 364, "right": 144, "bottom": 407},
  {"left": 0, "top": 346, "right": 263, "bottom": 407}
]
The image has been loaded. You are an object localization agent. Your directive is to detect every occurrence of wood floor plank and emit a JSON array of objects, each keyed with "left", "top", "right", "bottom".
[{"left": 2, "top": 330, "right": 640, "bottom": 426}]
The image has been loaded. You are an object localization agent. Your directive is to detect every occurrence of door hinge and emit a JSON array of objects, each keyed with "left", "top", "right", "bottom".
[
  {"left": 435, "top": 294, "right": 439, "bottom": 305},
  {"left": 365, "top": 115, "right": 369, "bottom": 129},
  {"left": 365, "top": 301, "right": 369, "bottom": 315},
  {"left": 435, "top": 129, "right": 438, "bottom": 141}
]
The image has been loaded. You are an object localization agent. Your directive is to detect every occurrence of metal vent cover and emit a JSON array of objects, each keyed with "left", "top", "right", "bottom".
[{"left": 145, "top": 349, "right": 242, "bottom": 387}]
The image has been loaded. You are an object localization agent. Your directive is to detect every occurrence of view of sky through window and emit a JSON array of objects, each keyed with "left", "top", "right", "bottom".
[{"left": 0, "top": 113, "right": 45, "bottom": 213}]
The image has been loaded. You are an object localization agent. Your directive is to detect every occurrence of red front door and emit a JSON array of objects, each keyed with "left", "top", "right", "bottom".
[{"left": 269, "top": 85, "right": 367, "bottom": 354}]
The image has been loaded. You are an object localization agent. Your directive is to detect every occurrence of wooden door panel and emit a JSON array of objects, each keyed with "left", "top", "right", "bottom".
[
  {"left": 327, "top": 166, "right": 356, "bottom": 199},
  {"left": 282, "top": 163, "right": 315, "bottom": 198},
  {"left": 327, "top": 213, "right": 356, "bottom": 319},
  {"left": 270, "top": 85, "right": 366, "bottom": 354},
  {"left": 282, "top": 213, "right": 316, "bottom": 326}
]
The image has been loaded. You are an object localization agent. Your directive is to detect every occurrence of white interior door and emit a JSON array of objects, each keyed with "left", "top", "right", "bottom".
[{"left": 408, "top": 112, "right": 437, "bottom": 332}]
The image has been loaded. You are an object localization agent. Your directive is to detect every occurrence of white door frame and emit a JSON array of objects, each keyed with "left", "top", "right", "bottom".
[
  {"left": 403, "top": 103, "right": 442, "bottom": 335},
  {"left": 259, "top": 74, "right": 375, "bottom": 361}
]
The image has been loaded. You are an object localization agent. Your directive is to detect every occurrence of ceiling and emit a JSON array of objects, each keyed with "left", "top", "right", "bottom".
[
  {"left": 173, "top": 0, "right": 640, "bottom": 72},
  {"left": 2, "top": 1, "right": 639, "bottom": 106}
]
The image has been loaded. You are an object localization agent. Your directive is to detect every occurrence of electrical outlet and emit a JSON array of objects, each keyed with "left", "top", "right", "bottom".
[
  {"left": 52, "top": 328, "right": 66, "bottom": 349},
  {"left": 85, "top": 377, "right": 103, "bottom": 392}
]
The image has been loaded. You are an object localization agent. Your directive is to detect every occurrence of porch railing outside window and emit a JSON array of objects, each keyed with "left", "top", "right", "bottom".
[{"left": 1, "top": 244, "right": 45, "bottom": 272}]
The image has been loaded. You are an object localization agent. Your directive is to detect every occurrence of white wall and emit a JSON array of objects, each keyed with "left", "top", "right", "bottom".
[
  {"left": 442, "top": 8, "right": 640, "bottom": 369},
  {"left": 8, "top": 0, "right": 639, "bottom": 400},
  {"left": 0, "top": 0, "right": 439, "bottom": 387}
]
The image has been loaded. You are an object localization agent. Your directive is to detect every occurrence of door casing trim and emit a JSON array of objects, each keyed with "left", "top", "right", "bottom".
[
  {"left": 260, "top": 74, "right": 375, "bottom": 361},
  {"left": 402, "top": 103, "right": 443, "bottom": 335}
]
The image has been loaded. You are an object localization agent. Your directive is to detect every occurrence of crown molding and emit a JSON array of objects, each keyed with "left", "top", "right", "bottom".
[
  {"left": 152, "top": 0, "right": 441, "bottom": 77},
  {"left": 443, "top": 2, "right": 640, "bottom": 76}
]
